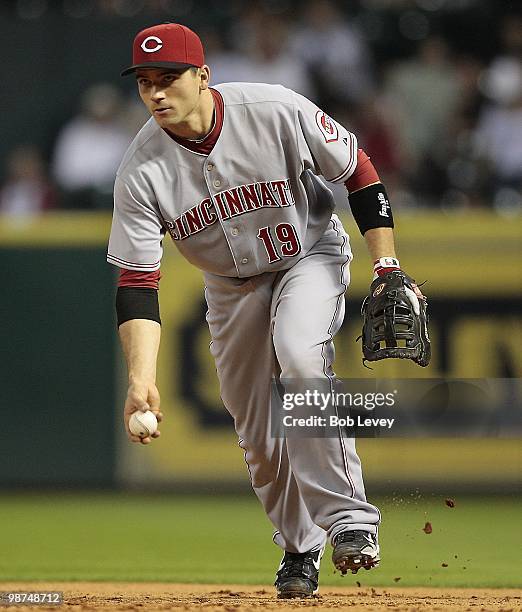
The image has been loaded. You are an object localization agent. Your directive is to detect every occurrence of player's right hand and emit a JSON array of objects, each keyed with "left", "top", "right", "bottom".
[{"left": 124, "top": 380, "right": 163, "bottom": 445}]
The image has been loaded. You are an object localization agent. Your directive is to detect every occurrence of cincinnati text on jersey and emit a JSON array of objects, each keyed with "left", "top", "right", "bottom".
[{"left": 164, "top": 178, "right": 295, "bottom": 240}]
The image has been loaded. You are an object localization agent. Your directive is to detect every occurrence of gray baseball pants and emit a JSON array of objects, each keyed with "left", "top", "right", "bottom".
[{"left": 204, "top": 215, "right": 381, "bottom": 554}]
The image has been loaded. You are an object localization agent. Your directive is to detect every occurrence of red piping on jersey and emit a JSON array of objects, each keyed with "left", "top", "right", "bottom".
[
  {"left": 108, "top": 253, "right": 160, "bottom": 269},
  {"left": 330, "top": 132, "right": 357, "bottom": 182},
  {"left": 345, "top": 149, "right": 381, "bottom": 193},
  {"left": 118, "top": 268, "right": 161, "bottom": 289},
  {"left": 164, "top": 88, "right": 224, "bottom": 155}
]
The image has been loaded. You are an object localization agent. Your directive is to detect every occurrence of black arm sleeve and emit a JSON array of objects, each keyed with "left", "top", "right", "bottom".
[
  {"left": 348, "top": 183, "right": 394, "bottom": 235},
  {"left": 115, "top": 287, "right": 161, "bottom": 327}
]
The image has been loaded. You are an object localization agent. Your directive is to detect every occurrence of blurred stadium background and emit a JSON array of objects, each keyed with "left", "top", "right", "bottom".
[{"left": 0, "top": 0, "right": 520, "bottom": 583}]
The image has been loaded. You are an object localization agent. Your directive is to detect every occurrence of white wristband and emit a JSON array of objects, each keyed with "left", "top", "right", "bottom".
[{"left": 373, "top": 257, "right": 400, "bottom": 271}]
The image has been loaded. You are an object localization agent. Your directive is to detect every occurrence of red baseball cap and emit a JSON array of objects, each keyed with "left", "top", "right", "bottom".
[{"left": 121, "top": 23, "right": 205, "bottom": 76}]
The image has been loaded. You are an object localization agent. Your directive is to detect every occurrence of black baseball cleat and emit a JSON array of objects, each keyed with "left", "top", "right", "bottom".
[
  {"left": 332, "top": 530, "right": 380, "bottom": 575},
  {"left": 274, "top": 547, "right": 323, "bottom": 599}
]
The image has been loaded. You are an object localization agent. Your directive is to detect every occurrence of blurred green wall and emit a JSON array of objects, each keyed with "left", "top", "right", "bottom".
[{"left": 0, "top": 215, "right": 117, "bottom": 485}]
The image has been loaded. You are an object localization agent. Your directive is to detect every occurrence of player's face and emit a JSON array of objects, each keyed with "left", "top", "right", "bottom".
[{"left": 136, "top": 67, "right": 207, "bottom": 130}]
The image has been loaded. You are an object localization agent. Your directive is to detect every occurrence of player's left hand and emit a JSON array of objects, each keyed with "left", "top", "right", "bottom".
[
  {"left": 404, "top": 282, "right": 425, "bottom": 315},
  {"left": 373, "top": 256, "right": 425, "bottom": 312},
  {"left": 363, "top": 259, "right": 431, "bottom": 367}
]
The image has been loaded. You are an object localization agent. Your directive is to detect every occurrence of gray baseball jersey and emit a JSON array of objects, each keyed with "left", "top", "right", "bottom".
[
  {"left": 107, "top": 82, "right": 358, "bottom": 276},
  {"left": 108, "top": 82, "right": 380, "bottom": 553}
]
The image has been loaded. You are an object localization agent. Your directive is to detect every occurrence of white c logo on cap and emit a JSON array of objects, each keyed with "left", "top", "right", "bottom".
[{"left": 141, "top": 36, "right": 163, "bottom": 53}]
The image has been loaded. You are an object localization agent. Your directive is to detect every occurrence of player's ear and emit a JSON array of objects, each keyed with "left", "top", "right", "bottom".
[{"left": 199, "top": 65, "right": 210, "bottom": 90}]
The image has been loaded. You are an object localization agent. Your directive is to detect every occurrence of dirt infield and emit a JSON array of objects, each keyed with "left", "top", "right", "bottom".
[{"left": 1, "top": 583, "right": 521, "bottom": 611}]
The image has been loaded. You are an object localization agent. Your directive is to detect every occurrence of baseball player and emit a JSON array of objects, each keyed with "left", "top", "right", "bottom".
[{"left": 109, "top": 23, "right": 427, "bottom": 598}]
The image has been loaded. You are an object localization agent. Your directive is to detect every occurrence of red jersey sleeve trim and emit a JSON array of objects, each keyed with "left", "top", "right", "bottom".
[
  {"left": 344, "top": 149, "right": 381, "bottom": 194},
  {"left": 118, "top": 268, "right": 161, "bottom": 289},
  {"left": 328, "top": 132, "right": 357, "bottom": 183}
]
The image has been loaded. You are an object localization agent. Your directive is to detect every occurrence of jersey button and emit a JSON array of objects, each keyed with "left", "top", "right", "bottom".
[
  {"left": 231, "top": 228, "right": 239, "bottom": 236},
  {"left": 241, "top": 258, "right": 248, "bottom": 264},
  {"left": 213, "top": 179, "right": 221, "bottom": 188},
  {"left": 207, "top": 163, "right": 214, "bottom": 171}
]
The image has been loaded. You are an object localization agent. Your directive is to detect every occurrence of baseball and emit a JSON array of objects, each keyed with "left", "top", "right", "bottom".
[{"left": 129, "top": 410, "right": 158, "bottom": 438}]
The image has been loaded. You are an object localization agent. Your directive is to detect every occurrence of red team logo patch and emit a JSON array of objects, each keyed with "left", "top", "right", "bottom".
[{"left": 315, "top": 111, "right": 339, "bottom": 143}]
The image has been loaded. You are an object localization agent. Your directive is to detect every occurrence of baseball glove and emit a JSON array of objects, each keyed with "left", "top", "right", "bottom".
[{"left": 361, "top": 270, "right": 431, "bottom": 367}]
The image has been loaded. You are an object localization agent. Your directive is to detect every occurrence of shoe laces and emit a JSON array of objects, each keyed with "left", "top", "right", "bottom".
[
  {"left": 335, "top": 530, "right": 366, "bottom": 546},
  {"left": 279, "top": 551, "right": 316, "bottom": 578}
]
